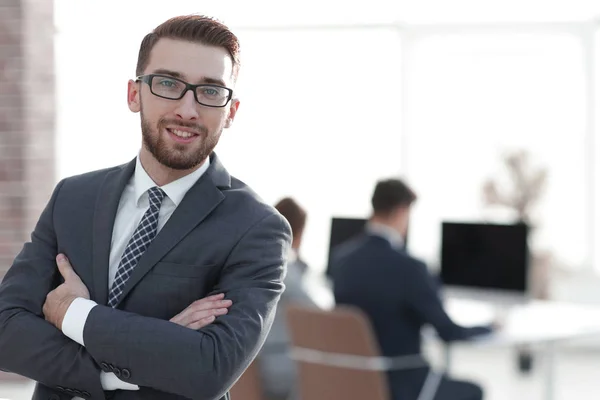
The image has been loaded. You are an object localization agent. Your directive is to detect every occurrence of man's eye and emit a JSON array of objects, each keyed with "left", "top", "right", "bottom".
[
  {"left": 158, "top": 79, "right": 177, "bottom": 87},
  {"left": 202, "top": 88, "right": 218, "bottom": 96}
]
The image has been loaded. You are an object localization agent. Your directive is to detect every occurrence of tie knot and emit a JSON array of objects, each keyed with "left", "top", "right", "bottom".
[{"left": 147, "top": 186, "right": 166, "bottom": 209}]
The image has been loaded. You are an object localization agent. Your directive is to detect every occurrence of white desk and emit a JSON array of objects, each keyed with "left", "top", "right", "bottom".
[
  {"left": 442, "top": 297, "right": 600, "bottom": 400},
  {"left": 306, "top": 275, "right": 600, "bottom": 399}
]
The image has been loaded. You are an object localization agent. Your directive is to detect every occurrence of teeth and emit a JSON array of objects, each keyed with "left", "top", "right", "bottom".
[{"left": 172, "top": 129, "right": 194, "bottom": 138}]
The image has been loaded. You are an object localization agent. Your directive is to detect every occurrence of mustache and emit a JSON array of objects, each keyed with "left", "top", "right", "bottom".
[{"left": 158, "top": 118, "right": 208, "bottom": 136}]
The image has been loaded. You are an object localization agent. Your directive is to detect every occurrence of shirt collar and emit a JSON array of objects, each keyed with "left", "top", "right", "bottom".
[
  {"left": 366, "top": 221, "right": 404, "bottom": 249},
  {"left": 134, "top": 155, "right": 211, "bottom": 207}
]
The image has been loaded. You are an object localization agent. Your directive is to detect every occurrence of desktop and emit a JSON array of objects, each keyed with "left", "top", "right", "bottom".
[
  {"left": 440, "top": 221, "right": 530, "bottom": 302},
  {"left": 325, "top": 217, "right": 367, "bottom": 277}
]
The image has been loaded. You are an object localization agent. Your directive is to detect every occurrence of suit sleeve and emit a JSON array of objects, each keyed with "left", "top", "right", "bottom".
[
  {"left": 81, "top": 212, "right": 292, "bottom": 400},
  {"left": 0, "top": 179, "right": 104, "bottom": 399},
  {"left": 404, "top": 260, "right": 492, "bottom": 342}
]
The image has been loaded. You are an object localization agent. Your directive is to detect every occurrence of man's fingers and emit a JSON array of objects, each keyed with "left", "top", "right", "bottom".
[
  {"left": 180, "top": 307, "right": 228, "bottom": 328},
  {"left": 188, "top": 316, "right": 216, "bottom": 330},
  {"left": 56, "top": 254, "right": 75, "bottom": 280},
  {"left": 190, "top": 294, "right": 225, "bottom": 307},
  {"left": 192, "top": 307, "right": 228, "bottom": 322},
  {"left": 181, "top": 299, "right": 231, "bottom": 316},
  {"left": 170, "top": 295, "right": 232, "bottom": 327},
  {"left": 192, "top": 299, "right": 232, "bottom": 311},
  {"left": 170, "top": 308, "right": 189, "bottom": 324},
  {"left": 177, "top": 294, "right": 225, "bottom": 315},
  {"left": 171, "top": 306, "right": 229, "bottom": 327}
]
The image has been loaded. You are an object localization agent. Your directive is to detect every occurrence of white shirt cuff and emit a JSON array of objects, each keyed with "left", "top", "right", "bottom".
[
  {"left": 62, "top": 297, "right": 97, "bottom": 346},
  {"left": 101, "top": 371, "right": 140, "bottom": 391}
]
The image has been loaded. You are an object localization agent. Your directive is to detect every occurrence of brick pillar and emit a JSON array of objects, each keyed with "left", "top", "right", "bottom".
[{"left": 0, "top": 0, "right": 55, "bottom": 275}]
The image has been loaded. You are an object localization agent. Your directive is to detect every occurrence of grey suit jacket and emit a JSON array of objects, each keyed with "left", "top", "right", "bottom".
[{"left": 0, "top": 153, "right": 292, "bottom": 400}]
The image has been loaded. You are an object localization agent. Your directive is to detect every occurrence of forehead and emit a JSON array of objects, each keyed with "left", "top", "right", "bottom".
[{"left": 145, "top": 38, "right": 234, "bottom": 86}]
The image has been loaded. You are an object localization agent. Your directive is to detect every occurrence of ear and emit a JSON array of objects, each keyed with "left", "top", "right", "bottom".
[
  {"left": 395, "top": 206, "right": 411, "bottom": 235},
  {"left": 224, "top": 98, "right": 240, "bottom": 128},
  {"left": 127, "top": 79, "right": 141, "bottom": 113},
  {"left": 395, "top": 205, "right": 411, "bottom": 220}
]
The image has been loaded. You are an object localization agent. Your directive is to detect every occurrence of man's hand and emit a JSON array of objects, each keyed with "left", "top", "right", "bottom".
[
  {"left": 43, "top": 254, "right": 90, "bottom": 330},
  {"left": 170, "top": 293, "right": 232, "bottom": 330}
]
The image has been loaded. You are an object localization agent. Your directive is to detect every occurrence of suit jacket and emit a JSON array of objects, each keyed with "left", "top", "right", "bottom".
[
  {"left": 0, "top": 153, "right": 292, "bottom": 400},
  {"left": 330, "top": 233, "right": 491, "bottom": 359}
]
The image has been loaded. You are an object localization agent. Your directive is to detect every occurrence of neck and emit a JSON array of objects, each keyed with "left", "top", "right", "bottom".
[
  {"left": 369, "top": 215, "right": 395, "bottom": 229},
  {"left": 139, "top": 149, "right": 206, "bottom": 187},
  {"left": 369, "top": 214, "right": 407, "bottom": 238}
]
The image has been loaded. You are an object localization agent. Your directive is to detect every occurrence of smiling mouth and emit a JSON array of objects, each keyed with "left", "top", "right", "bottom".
[{"left": 167, "top": 128, "right": 199, "bottom": 139}]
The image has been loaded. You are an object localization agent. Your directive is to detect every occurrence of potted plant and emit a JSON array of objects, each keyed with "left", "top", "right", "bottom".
[{"left": 482, "top": 149, "right": 550, "bottom": 373}]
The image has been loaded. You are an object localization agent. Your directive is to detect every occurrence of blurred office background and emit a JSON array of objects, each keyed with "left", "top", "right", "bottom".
[{"left": 3, "top": 0, "right": 600, "bottom": 398}]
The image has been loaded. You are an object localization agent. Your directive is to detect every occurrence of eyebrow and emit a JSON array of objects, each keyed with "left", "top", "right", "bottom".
[{"left": 151, "top": 69, "right": 228, "bottom": 88}]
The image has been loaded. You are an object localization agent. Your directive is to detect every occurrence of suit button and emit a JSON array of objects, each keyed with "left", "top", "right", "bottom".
[
  {"left": 122, "top": 368, "right": 131, "bottom": 379},
  {"left": 101, "top": 362, "right": 110, "bottom": 371},
  {"left": 113, "top": 367, "right": 121, "bottom": 377},
  {"left": 56, "top": 386, "right": 65, "bottom": 391},
  {"left": 49, "top": 395, "right": 60, "bottom": 400},
  {"left": 83, "top": 391, "right": 91, "bottom": 398}
]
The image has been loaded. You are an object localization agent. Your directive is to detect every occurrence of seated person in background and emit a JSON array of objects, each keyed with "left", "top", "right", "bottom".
[
  {"left": 258, "top": 197, "right": 319, "bottom": 400},
  {"left": 330, "top": 179, "right": 494, "bottom": 400}
]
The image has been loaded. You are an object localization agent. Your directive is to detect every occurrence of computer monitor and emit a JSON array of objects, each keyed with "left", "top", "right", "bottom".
[
  {"left": 326, "top": 217, "right": 367, "bottom": 277},
  {"left": 325, "top": 217, "right": 409, "bottom": 277},
  {"left": 440, "top": 221, "right": 529, "bottom": 295}
]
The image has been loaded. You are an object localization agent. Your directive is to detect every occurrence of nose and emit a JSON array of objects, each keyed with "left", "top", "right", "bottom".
[{"left": 173, "top": 89, "right": 199, "bottom": 120}]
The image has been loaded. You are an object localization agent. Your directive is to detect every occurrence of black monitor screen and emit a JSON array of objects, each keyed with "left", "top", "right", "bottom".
[
  {"left": 440, "top": 222, "right": 529, "bottom": 293},
  {"left": 326, "top": 218, "right": 367, "bottom": 277}
]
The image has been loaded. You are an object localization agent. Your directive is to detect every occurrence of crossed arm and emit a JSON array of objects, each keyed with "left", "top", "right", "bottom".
[
  {"left": 0, "top": 181, "right": 291, "bottom": 399},
  {"left": 44, "top": 255, "right": 233, "bottom": 392},
  {"left": 74, "top": 212, "right": 289, "bottom": 399}
]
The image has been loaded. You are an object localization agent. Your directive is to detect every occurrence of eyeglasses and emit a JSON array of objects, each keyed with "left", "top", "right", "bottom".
[{"left": 136, "top": 74, "right": 233, "bottom": 108}]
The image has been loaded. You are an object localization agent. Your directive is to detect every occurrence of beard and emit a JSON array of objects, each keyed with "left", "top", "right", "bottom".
[{"left": 140, "top": 112, "right": 222, "bottom": 171}]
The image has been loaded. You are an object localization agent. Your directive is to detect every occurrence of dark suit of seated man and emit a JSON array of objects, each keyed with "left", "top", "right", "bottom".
[{"left": 330, "top": 178, "right": 493, "bottom": 400}]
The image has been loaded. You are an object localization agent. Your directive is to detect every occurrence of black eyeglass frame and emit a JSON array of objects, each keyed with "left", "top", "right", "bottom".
[{"left": 136, "top": 74, "right": 234, "bottom": 108}]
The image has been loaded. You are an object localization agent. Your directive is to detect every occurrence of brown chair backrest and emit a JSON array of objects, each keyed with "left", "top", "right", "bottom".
[
  {"left": 229, "top": 360, "right": 264, "bottom": 400},
  {"left": 286, "top": 304, "right": 391, "bottom": 400}
]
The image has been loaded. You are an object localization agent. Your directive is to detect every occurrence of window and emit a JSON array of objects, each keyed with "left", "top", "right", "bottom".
[
  {"left": 403, "top": 31, "right": 589, "bottom": 271},
  {"left": 217, "top": 28, "right": 403, "bottom": 271}
]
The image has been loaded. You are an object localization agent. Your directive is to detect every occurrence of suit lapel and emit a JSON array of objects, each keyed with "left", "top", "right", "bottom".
[
  {"left": 91, "top": 159, "right": 136, "bottom": 305},
  {"left": 114, "top": 153, "right": 231, "bottom": 307}
]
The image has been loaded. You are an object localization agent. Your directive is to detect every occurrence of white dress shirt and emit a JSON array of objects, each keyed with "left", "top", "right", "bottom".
[
  {"left": 62, "top": 155, "right": 210, "bottom": 394},
  {"left": 365, "top": 221, "right": 405, "bottom": 250}
]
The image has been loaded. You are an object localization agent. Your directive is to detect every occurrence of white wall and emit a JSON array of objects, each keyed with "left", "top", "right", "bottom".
[{"left": 54, "top": 1, "right": 600, "bottom": 278}]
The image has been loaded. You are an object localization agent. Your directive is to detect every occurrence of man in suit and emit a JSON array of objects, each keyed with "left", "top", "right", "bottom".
[
  {"left": 0, "top": 15, "right": 291, "bottom": 400},
  {"left": 258, "top": 198, "right": 319, "bottom": 400},
  {"left": 330, "top": 179, "right": 493, "bottom": 400}
]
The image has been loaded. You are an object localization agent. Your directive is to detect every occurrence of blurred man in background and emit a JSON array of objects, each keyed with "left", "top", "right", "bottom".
[
  {"left": 258, "top": 197, "right": 319, "bottom": 400},
  {"left": 330, "top": 178, "right": 494, "bottom": 400}
]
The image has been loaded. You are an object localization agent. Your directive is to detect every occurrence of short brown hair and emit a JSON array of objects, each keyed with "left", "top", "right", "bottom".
[
  {"left": 371, "top": 178, "right": 417, "bottom": 216},
  {"left": 274, "top": 198, "right": 307, "bottom": 240},
  {"left": 136, "top": 15, "right": 241, "bottom": 79}
]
